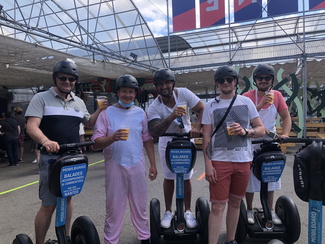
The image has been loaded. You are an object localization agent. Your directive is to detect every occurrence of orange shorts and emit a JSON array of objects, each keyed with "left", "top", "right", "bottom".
[{"left": 210, "top": 161, "right": 251, "bottom": 203}]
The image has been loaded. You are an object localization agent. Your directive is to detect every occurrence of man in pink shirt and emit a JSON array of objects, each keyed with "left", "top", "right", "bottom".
[{"left": 243, "top": 64, "right": 291, "bottom": 225}]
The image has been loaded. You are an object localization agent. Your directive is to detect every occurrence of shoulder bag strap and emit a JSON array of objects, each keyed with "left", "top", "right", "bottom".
[{"left": 211, "top": 94, "right": 237, "bottom": 138}]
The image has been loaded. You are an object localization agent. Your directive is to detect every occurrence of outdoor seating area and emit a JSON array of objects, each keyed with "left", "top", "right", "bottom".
[{"left": 276, "top": 119, "right": 325, "bottom": 153}]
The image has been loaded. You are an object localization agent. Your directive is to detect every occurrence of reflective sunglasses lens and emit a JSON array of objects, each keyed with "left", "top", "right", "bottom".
[
  {"left": 217, "top": 77, "right": 234, "bottom": 84},
  {"left": 256, "top": 76, "right": 272, "bottom": 82},
  {"left": 57, "top": 76, "right": 76, "bottom": 82}
]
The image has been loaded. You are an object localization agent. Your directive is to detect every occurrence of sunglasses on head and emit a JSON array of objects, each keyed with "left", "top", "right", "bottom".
[
  {"left": 57, "top": 76, "right": 77, "bottom": 82},
  {"left": 216, "top": 77, "right": 235, "bottom": 84},
  {"left": 255, "top": 76, "right": 272, "bottom": 82},
  {"left": 177, "top": 117, "right": 185, "bottom": 129}
]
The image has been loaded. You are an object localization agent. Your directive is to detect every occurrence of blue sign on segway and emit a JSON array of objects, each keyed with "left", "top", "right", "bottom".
[
  {"left": 261, "top": 160, "right": 285, "bottom": 183},
  {"left": 169, "top": 148, "right": 192, "bottom": 174},
  {"left": 60, "top": 163, "right": 87, "bottom": 197}
]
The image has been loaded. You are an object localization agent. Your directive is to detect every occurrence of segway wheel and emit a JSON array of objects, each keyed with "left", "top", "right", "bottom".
[
  {"left": 13, "top": 234, "right": 33, "bottom": 244},
  {"left": 150, "top": 198, "right": 161, "bottom": 244},
  {"left": 71, "top": 216, "right": 100, "bottom": 244},
  {"left": 275, "top": 195, "right": 301, "bottom": 243},
  {"left": 195, "top": 197, "right": 210, "bottom": 244},
  {"left": 235, "top": 200, "right": 248, "bottom": 243}
]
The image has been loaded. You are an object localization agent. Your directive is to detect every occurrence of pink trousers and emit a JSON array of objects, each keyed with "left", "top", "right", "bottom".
[{"left": 103, "top": 160, "right": 150, "bottom": 244}]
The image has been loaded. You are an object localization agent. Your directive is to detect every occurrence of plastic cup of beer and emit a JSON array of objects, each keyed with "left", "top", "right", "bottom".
[
  {"left": 226, "top": 121, "right": 235, "bottom": 135},
  {"left": 121, "top": 128, "right": 130, "bottom": 140},
  {"left": 266, "top": 91, "right": 274, "bottom": 104},
  {"left": 97, "top": 96, "right": 106, "bottom": 109},
  {"left": 177, "top": 102, "right": 187, "bottom": 115}
]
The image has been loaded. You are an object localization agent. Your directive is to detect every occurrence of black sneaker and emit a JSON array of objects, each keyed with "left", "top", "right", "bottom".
[
  {"left": 225, "top": 241, "right": 237, "bottom": 244},
  {"left": 141, "top": 239, "right": 151, "bottom": 244},
  {"left": 44, "top": 240, "right": 58, "bottom": 244},
  {"left": 66, "top": 236, "right": 72, "bottom": 244}
]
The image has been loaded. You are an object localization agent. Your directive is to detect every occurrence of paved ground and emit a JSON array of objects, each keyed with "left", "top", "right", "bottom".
[{"left": 0, "top": 139, "right": 324, "bottom": 244}]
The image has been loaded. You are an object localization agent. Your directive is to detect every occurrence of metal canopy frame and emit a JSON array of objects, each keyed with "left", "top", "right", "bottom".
[
  {"left": 166, "top": 10, "right": 325, "bottom": 73},
  {"left": 0, "top": 0, "right": 166, "bottom": 88}
]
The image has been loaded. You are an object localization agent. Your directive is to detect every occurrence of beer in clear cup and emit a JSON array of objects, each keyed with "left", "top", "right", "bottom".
[{"left": 226, "top": 121, "right": 235, "bottom": 135}]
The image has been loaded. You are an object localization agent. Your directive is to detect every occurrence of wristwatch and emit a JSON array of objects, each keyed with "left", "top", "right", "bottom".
[{"left": 243, "top": 128, "right": 249, "bottom": 137}]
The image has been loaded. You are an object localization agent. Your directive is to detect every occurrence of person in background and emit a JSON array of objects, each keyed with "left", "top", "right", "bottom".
[
  {"left": 0, "top": 111, "right": 21, "bottom": 167},
  {"left": 92, "top": 74, "right": 157, "bottom": 244},
  {"left": 14, "top": 107, "right": 26, "bottom": 162},
  {"left": 147, "top": 68, "right": 204, "bottom": 229},
  {"left": 243, "top": 64, "right": 291, "bottom": 225},
  {"left": 25, "top": 60, "right": 107, "bottom": 244},
  {"left": 202, "top": 65, "right": 265, "bottom": 244}
]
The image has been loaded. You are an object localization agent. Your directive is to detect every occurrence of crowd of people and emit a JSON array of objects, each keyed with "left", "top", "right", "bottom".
[{"left": 2, "top": 60, "right": 292, "bottom": 244}]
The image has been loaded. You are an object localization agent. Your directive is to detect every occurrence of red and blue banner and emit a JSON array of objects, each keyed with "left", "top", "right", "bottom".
[
  {"left": 267, "top": 0, "right": 298, "bottom": 16},
  {"left": 172, "top": 0, "right": 196, "bottom": 32},
  {"left": 234, "top": 0, "right": 262, "bottom": 23},
  {"left": 171, "top": 0, "right": 325, "bottom": 32},
  {"left": 200, "top": 0, "right": 225, "bottom": 28},
  {"left": 309, "top": 0, "right": 325, "bottom": 9}
]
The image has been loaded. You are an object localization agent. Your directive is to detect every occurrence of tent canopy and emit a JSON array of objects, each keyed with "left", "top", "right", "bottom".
[{"left": 0, "top": 1, "right": 325, "bottom": 93}]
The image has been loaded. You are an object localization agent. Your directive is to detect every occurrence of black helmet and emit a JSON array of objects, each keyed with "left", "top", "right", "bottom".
[
  {"left": 53, "top": 60, "right": 79, "bottom": 81},
  {"left": 153, "top": 68, "right": 176, "bottom": 85},
  {"left": 253, "top": 64, "right": 275, "bottom": 77},
  {"left": 214, "top": 66, "right": 238, "bottom": 81},
  {"left": 115, "top": 75, "right": 138, "bottom": 92}
]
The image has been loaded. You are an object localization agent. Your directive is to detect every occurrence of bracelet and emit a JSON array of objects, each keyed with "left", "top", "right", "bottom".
[{"left": 41, "top": 139, "right": 49, "bottom": 145}]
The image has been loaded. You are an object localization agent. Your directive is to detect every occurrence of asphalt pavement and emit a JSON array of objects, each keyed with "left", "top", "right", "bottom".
[{"left": 0, "top": 139, "right": 324, "bottom": 244}]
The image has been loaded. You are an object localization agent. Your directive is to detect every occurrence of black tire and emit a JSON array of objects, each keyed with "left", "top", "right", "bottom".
[
  {"left": 195, "top": 197, "right": 210, "bottom": 244},
  {"left": 150, "top": 198, "right": 161, "bottom": 244},
  {"left": 275, "top": 195, "right": 301, "bottom": 243},
  {"left": 235, "top": 200, "right": 248, "bottom": 243},
  {"left": 13, "top": 234, "right": 33, "bottom": 244},
  {"left": 71, "top": 216, "right": 100, "bottom": 244}
]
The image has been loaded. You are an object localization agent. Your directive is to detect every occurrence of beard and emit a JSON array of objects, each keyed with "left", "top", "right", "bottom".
[
  {"left": 257, "top": 86, "right": 269, "bottom": 92},
  {"left": 159, "top": 89, "right": 173, "bottom": 98}
]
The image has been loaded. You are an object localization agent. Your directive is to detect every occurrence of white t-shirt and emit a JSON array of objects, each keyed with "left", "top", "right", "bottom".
[
  {"left": 202, "top": 95, "right": 259, "bottom": 162},
  {"left": 147, "top": 87, "right": 200, "bottom": 146}
]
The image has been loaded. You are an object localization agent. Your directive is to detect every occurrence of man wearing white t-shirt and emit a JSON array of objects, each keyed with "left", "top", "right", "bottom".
[
  {"left": 202, "top": 65, "right": 265, "bottom": 244},
  {"left": 147, "top": 68, "right": 204, "bottom": 229}
]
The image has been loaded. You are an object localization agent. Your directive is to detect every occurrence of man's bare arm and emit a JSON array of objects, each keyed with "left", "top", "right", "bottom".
[{"left": 148, "top": 118, "right": 173, "bottom": 139}]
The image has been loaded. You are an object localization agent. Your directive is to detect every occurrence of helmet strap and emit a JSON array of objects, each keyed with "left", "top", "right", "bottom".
[{"left": 118, "top": 100, "right": 134, "bottom": 108}]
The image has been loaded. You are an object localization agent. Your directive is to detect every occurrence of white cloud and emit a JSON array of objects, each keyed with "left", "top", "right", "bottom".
[{"left": 133, "top": 0, "right": 169, "bottom": 37}]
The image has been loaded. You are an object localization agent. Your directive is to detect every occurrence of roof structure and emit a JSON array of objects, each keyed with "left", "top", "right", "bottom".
[
  {"left": 0, "top": 1, "right": 324, "bottom": 94},
  {"left": 0, "top": 0, "right": 166, "bottom": 88}
]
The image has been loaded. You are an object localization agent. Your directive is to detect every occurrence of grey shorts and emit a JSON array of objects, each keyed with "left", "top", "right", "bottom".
[{"left": 39, "top": 154, "right": 58, "bottom": 206}]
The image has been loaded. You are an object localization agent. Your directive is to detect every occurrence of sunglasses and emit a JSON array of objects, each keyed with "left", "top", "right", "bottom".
[
  {"left": 177, "top": 117, "right": 185, "bottom": 129},
  {"left": 57, "top": 76, "right": 77, "bottom": 82},
  {"left": 216, "top": 77, "right": 235, "bottom": 84},
  {"left": 255, "top": 76, "right": 272, "bottom": 82}
]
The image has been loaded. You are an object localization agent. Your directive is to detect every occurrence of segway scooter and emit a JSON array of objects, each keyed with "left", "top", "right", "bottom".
[
  {"left": 235, "top": 138, "right": 301, "bottom": 243},
  {"left": 292, "top": 138, "right": 325, "bottom": 244},
  {"left": 13, "top": 141, "right": 100, "bottom": 244},
  {"left": 150, "top": 133, "right": 210, "bottom": 244}
]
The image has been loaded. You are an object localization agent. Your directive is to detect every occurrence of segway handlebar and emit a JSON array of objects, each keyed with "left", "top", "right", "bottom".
[
  {"left": 252, "top": 137, "right": 325, "bottom": 145},
  {"left": 162, "top": 132, "right": 203, "bottom": 138},
  {"left": 40, "top": 141, "right": 95, "bottom": 155}
]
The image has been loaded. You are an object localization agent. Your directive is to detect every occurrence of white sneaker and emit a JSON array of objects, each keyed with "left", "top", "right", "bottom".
[
  {"left": 271, "top": 210, "right": 282, "bottom": 225},
  {"left": 160, "top": 211, "right": 173, "bottom": 228},
  {"left": 32, "top": 159, "right": 37, "bottom": 164},
  {"left": 184, "top": 210, "right": 197, "bottom": 228},
  {"left": 247, "top": 210, "right": 255, "bottom": 224}
]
